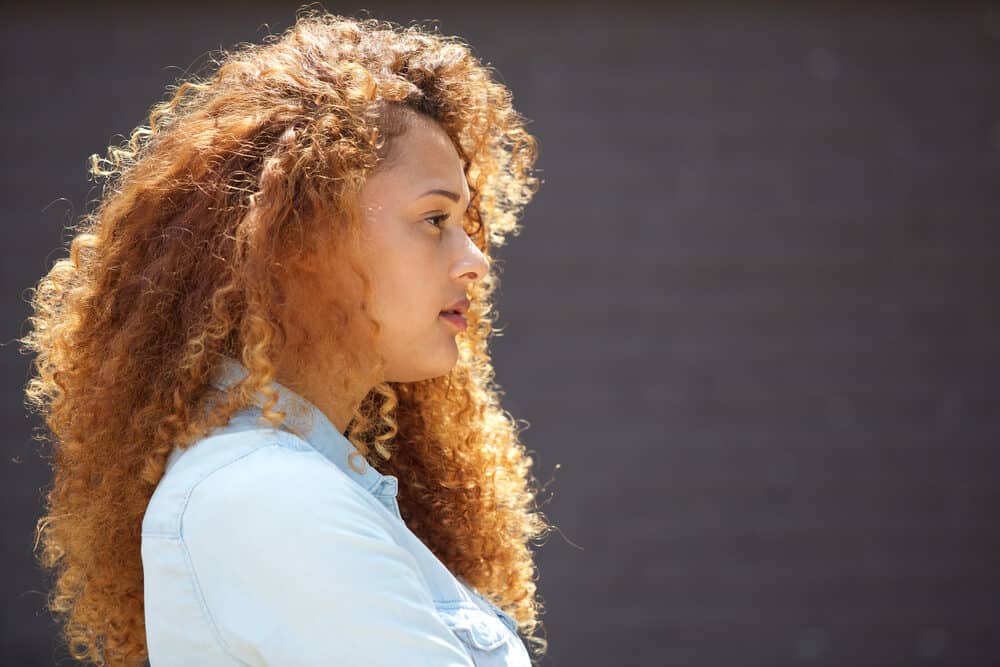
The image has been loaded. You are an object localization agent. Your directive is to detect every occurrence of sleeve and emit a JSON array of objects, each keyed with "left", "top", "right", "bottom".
[{"left": 181, "top": 443, "right": 474, "bottom": 667}]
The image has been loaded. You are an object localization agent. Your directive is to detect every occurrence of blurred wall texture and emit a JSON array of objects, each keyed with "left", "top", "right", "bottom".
[{"left": 2, "top": 2, "right": 998, "bottom": 666}]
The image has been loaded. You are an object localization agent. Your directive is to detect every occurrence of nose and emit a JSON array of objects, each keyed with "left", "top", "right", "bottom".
[{"left": 450, "top": 234, "right": 491, "bottom": 284}]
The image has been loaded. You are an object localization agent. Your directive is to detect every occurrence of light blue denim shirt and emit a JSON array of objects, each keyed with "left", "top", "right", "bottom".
[{"left": 141, "top": 355, "right": 532, "bottom": 666}]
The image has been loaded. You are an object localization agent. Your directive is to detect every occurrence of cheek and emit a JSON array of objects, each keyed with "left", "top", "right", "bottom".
[{"left": 370, "top": 251, "right": 436, "bottom": 327}]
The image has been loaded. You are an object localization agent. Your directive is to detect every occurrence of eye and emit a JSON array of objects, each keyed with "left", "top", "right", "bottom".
[{"left": 423, "top": 214, "right": 448, "bottom": 229}]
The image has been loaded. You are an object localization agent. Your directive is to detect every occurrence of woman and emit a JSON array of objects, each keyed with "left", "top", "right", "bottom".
[{"left": 20, "top": 9, "right": 550, "bottom": 666}]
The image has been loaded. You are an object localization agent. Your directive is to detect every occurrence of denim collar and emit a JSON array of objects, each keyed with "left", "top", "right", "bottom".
[{"left": 207, "top": 354, "right": 399, "bottom": 514}]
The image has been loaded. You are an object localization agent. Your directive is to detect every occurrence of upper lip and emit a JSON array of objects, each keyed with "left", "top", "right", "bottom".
[{"left": 441, "top": 298, "right": 470, "bottom": 315}]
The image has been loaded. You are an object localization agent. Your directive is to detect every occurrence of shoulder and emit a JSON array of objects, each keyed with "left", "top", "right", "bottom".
[
  {"left": 176, "top": 430, "right": 412, "bottom": 607},
  {"left": 154, "top": 432, "right": 469, "bottom": 665},
  {"left": 142, "top": 422, "right": 386, "bottom": 541},
  {"left": 184, "top": 431, "right": 393, "bottom": 542}
]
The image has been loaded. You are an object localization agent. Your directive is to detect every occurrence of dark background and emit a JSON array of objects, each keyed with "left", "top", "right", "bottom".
[{"left": 2, "top": 1, "right": 998, "bottom": 665}]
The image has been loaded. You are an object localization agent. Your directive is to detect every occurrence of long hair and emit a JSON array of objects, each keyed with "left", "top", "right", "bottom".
[{"left": 19, "top": 8, "right": 550, "bottom": 666}]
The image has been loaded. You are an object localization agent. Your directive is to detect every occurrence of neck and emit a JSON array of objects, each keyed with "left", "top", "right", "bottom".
[
  {"left": 268, "top": 266, "right": 378, "bottom": 434},
  {"left": 273, "top": 358, "right": 371, "bottom": 434}
]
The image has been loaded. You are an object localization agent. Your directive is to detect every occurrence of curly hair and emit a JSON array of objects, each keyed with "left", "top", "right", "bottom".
[{"left": 18, "top": 7, "right": 551, "bottom": 666}]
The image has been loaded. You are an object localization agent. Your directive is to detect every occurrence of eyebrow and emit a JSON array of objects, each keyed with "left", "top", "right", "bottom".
[{"left": 417, "top": 188, "right": 465, "bottom": 203}]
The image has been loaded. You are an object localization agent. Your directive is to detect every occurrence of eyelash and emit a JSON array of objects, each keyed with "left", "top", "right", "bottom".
[{"left": 423, "top": 214, "right": 449, "bottom": 229}]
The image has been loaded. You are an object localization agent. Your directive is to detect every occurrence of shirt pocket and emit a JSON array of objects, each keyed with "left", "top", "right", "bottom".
[{"left": 434, "top": 600, "right": 512, "bottom": 660}]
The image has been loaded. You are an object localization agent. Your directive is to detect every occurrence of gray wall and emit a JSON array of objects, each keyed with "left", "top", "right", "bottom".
[{"left": 2, "top": 2, "right": 998, "bottom": 665}]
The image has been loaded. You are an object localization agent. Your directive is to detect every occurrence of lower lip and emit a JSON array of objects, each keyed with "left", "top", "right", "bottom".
[{"left": 439, "top": 312, "right": 467, "bottom": 330}]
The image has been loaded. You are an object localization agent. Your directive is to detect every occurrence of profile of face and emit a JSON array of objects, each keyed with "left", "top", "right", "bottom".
[{"left": 356, "top": 111, "right": 490, "bottom": 383}]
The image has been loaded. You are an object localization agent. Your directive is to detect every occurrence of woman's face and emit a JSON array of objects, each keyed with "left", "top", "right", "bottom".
[{"left": 356, "top": 112, "right": 490, "bottom": 383}]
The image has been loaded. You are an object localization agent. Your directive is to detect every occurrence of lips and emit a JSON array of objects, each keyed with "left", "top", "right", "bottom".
[
  {"left": 439, "top": 310, "right": 468, "bottom": 331},
  {"left": 440, "top": 297, "right": 471, "bottom": 316}
]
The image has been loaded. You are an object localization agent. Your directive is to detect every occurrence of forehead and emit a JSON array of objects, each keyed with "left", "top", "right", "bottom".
[{"left": 366, "top": 114, "right": 469, "bottom": 200}]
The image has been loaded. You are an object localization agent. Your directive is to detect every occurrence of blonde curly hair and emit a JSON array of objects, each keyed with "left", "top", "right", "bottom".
[{"left": 19, "top": 7, "right": 551, "bottom": 665}]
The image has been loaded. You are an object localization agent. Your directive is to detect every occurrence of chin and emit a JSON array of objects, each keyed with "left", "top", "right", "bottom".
[
  {"left": 426, "top": 355, "right": 461, "bottom": 382},
  {"left": 388, "top": 355, "right": 459, "bottom": 383},
  {"left": 390, "top": 367, "right": 454, "bottom": 383},
  {"left": 428, "top": 357, "right": 460, "bottom": 380}
]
